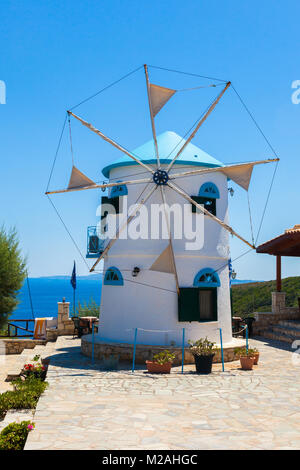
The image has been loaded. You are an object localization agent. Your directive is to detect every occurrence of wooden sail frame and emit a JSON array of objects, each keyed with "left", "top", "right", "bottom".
[{"left": 47, "top": 65, "right": 279, "bottom": 275}]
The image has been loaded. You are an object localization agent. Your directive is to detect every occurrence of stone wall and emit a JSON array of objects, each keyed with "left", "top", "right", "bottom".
[
  {"left": 81, "top": 337, "right": 240, "bottom": 365},
  {"left": 271, "top": 291, "right": 299, "bottom": 315},
  {"left": 45, "top": 302, "right": 74, "bottom": 341},
  {"left": 252, "top": 291, "right": 300, "bottom": 336},
  {"left": 1, "top": 301, "right": 74, "bottom": 354},
  {"left": 253, "top": 310, "right": 300, "bottom": 336},
  {"left": 2, "top": 338, "right": 47, "bottom": 355},
  {"left": 56, "top": 302, "right": 74, "bottom": 335},
  {"left": 46, "top": 329, "right": 59, "bottom": 342}
]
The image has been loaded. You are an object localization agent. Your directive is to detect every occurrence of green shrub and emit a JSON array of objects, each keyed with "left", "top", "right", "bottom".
[
  {"left": 188, "top": 337, "right": 217, "bottom": 356},
  {"left": 0, "top": 421, "right": 34, "bottom": 450},
  {"left": 0, "top": 377, "right": 47, "bottom": 419},
  {"left": 13, "top": 375, "right": 48, "bottom": 394},
  {"left": 234, "top": 347, "right": 257, "bottom": 357},
  {"left": 153, "top": 350, "right": 176, "bottom": 365},
  {"left": 76, "top": 298, "right": 100, "bottom": 318}
]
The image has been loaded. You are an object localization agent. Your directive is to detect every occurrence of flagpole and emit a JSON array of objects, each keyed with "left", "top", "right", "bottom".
[
  {"left": 70, "top": 261, "right": 77, "bottom": 316},
  {"left": 73, "top": 286, "right": 75, "bottom": 316}
]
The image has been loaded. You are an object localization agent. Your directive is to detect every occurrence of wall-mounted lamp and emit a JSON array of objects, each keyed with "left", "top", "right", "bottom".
[
  {"left": 231, "top": 270, "right": 237, "bottom": 280},
  {"left": 228, "top": 187, "right": 234, "bottom": 197},
  {"left": 132, "top": 267, "right": 140, "bottom": 277}
]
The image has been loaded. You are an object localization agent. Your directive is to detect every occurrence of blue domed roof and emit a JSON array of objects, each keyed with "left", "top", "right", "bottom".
[{"left": 102, "top": 131, "right": 223, "bottom": 178}]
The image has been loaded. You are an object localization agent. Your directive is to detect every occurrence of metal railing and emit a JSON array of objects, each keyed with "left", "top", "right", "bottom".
[{"left": 0, "top": 319, "right": 34, "bottom": 338}]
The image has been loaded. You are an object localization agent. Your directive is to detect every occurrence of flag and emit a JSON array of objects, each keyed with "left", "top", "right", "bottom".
[
  {"left": 228, "top": 258, "right": 233, "bottom": 287},
  {"left": 70, "top": 261, "right": 76, "bottom": 290}
]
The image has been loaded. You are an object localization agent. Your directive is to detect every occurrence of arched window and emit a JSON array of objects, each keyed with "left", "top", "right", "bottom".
[
  {"left": 109, "top": 182, "right": 128, "bottom": 199},
  {"left": 104, "top": 267, "right": 124, "bottom": 286},
  {"left": 191, "top": 182, "right": 219, "bottom": 216},
  {"left": 198, "top": 182, "right": 220, "bottom": 199},
  {"left": 193, "top": 268, "right": 220, "bottom": 287}
]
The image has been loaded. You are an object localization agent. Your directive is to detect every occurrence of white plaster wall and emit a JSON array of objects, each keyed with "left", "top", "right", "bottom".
[{"left": 98, "top": 163, "right": 233, "bottom": 346}]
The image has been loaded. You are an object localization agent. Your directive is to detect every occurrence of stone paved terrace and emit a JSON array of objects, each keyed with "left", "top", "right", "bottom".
[
  {"left": 24, "top": 336, "right": 300, "bottom": 450},
  {"left": 0, "top": 355, "right": 16, "bottom": 392}
]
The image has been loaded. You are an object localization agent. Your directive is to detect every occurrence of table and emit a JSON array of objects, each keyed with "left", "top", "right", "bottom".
[{"left": 79, "top": 317, "right": 99, "bottom": 333}]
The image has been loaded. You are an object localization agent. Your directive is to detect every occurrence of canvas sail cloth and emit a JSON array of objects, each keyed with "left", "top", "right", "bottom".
[
  {"left": 149, "top": 84, "right": 176, "bottom": 117},
  {"left": 174, "top": 160, "right": 277, "bottom": 192},
  {"left": 150, "top": 244, "right": 176, "bottom": 274},
  {"left": 67, "top": 165, "right": 96, "bottom": 190},
  {"left": 221, "top": 163, "right": 255, "bottom": 191}
]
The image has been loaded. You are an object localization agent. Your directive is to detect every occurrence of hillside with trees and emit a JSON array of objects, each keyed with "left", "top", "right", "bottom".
[{"left": 232, "top": 276, "right": 300, "bottom": 316}]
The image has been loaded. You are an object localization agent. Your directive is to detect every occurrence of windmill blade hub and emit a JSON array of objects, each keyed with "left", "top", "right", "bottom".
[{"left": 153, "top": 169, "right": 169, "bottom": 186}]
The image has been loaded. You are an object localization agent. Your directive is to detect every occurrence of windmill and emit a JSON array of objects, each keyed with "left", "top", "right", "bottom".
[{"left": 46, "top": 65, "right": 278, "bottom": 347}]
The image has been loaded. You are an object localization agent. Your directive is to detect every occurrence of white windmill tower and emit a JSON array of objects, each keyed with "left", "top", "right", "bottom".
[{"left": 46, "top": 65, "right": 278, "bottom": 352}]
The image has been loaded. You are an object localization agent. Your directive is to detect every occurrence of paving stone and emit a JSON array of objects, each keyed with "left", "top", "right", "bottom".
[{"left": 20, "top": 335, "right": 300, "bottom": 450}]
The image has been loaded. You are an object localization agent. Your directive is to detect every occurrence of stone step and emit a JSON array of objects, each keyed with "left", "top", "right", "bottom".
[
  {"left": 20, "top": 348, "right": 36, "bottom": 358},
  {"left": 277, "top": 320, "right": 300, "bottom": 330},
  {"left": 6, "top": 354, "right": 29, "bottom": 380},
  {"left": 272, "top": 324, "right": 300, "bottom": 338},
  {"left": 6, "top": 343, "right": 54, "bottom": 381},
  {"left": 6, "top": 368, "right": 23, "bottom": 381},
  {"left": 262, "top": 330, "right": 298, "bottom": 344},
  {"left": 0, "top": 409, "right": 34, "bottom": 432}
]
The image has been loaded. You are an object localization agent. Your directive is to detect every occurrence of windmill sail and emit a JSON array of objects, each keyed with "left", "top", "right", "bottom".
[
  {"left": 221, "top": 163, "right": 255, "bottom": 191},
  {"left": 150, "top": 244, "right": 176, "bottom": 274},
  {"left": 149, "top": 84, "right": 176, "bottom": 117},
  {"left": 67, "top": 165, "right": 96, "bottom": 190},
  {"left": 171, "top": 159, "right": 279, "bottom": 192}
]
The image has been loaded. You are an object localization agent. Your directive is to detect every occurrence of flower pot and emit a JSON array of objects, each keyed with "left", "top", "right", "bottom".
[
  {"left": 253, "top": 353, "right": 259, "bottom": 365},
  {"left": 240, "top": 356, "right": 254, "bottom": 370},
  {"left": 194, "top": 354, "right": 215, "bottom": 374},
  {"left": 146, "top": 361, "right": 172, "bottom": 374}
]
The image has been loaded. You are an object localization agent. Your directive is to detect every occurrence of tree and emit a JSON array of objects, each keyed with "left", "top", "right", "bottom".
[{"left": 0, "top": 227, "right": 26, "bottom": 330}]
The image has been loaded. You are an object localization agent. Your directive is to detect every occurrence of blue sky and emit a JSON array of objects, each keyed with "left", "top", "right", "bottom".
[{"left": 1, "top": 0, "right": 300, "bottom": 280}]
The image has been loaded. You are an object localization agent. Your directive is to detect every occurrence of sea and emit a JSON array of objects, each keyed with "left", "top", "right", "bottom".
[{"left": 11, "top": 276, "right": 102, "bottom": 321}]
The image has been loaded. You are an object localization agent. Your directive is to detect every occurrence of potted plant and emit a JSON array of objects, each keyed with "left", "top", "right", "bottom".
[
  {"left": 235, "top": 347, "right": 255, "bottom": 370},
  {"left": 188, "top": 337, "right": 216, "bottom": 374},
  {"left": 146, "top": 350, "right": 176, "bottom": 374}
]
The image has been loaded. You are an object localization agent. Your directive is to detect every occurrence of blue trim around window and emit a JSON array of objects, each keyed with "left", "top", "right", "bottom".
[
  {"left": 104, "top": 266, "right": 124, "bottom": 286},
  {"left": 193, "top": 268, "right": 220, "bottom": 288},
  {"left": 198, "top": 182, "right": 220, "bottom": 199},
  {"left": 109, "top": 182, "right": 128, "bottom": 199}
]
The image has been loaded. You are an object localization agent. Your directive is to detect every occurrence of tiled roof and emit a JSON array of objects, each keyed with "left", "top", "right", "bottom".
[{"left": 256, "top": 225, "right": 300, "bottom": 256}]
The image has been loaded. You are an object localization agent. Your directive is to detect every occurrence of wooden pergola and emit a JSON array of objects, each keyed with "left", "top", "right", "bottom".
[{"left": 256, "top": 225, "right": 300, "bottom": 292}]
